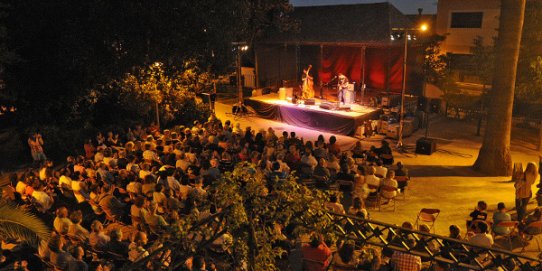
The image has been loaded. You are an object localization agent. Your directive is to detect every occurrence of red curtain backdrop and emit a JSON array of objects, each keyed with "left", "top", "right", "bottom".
[
  {"left": 319, "top": 46, "right": 362, "bottom": 84},
  {"left": 318, "top": 46, "right": 404, "bottom": 91}
]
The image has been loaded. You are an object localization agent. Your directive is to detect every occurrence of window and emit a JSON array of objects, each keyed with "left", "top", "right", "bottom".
[{"left": 450, "top": 12, "right": 483, "bottom": 28}]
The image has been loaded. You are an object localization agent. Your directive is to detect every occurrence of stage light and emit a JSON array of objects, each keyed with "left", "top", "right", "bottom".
[
  {"left": 420, "top": 23, "right": 429, "bottom": 32},
  {"left": 390, "top": 34, "right": 395, "bottom": 41}
]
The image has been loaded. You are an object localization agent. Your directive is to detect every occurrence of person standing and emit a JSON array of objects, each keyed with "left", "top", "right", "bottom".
[
  {"left": 301, "top": 65, "right": 314, "bottom": 100},
  {"left": 516, "top": 162, "right": 538, "bottom": 222},
  {"left": 28, "top": 132, "right": 46, "bottom": 167},
  {"left": 337, "top": 74, "right": 349, "bottom": 105}
]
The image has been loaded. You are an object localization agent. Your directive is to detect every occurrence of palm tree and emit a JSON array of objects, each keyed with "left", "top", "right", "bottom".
[
  {"left": 474, "top": 0, "right": 527, "bottom": 175},
  {"left": 0, "top": 202, "right": 50, "bottom": 248}
]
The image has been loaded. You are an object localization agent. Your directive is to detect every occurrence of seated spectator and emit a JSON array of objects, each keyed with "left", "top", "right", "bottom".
[
  {"left": 324, "top": 194, "right": 345, "bottom": 214},
  {"left": 313, "top": 158, "right": 331, "bottom": 183},
  {"left": 467, "top": 200, "right": 488, "bottom": 231},
  {"left": 378, "top": 140, "right": 394, "bottom": 165},
  {"left": 89, "top": 220, "right": 110, "bottom": 250},
  {"left": 94, "top": 184, "right": 126, "bottom": 221},
  {"left": 492, "top": 202, "right": 512, "bottom": 235},
  {"left": 301, "top": 233, "right": 332, "bottom": 271},
  {"left": 67, "top": 210, "right": 90, "bottom": 241},
  {"left": 374, "top": 160, "right": 387, "bottom": 178},
  {"left": 30, "top": 182, "right": 54, "bottom": 213},
  {"left": 104, "top": 229, "right": 129, "bottom": 258},
  {"left": 467, "top": 221, "right": 493, "bottom": 248},
  {"left": 523, "top": 207, "right": 542, "bottom": 235},
  {"left": 448, "top": 224, "right": 462, "bottom": 240},
  {"left": 348, "top": 197, "right": 368, "bottom": 219},
  {"left": 336, "top": 164, "right": 354, "bottom": 184},
  {"left": 267, "top": 161, "right": 288, "bottom": 183},
  {"left": 205, "top": 159, "right": 222, "bottom": 180},
  {"left": 380, "top": 170, "right": 398, "bottom": 202},
  {"left": 300, "top": 149, "right": 318, "bottom": 170},
  {"left": 313, "top": 140, "right": 328, "bottom": 160},
  {"left": 128, "top": 231, "right": 149, "bottom": 262},
  {"left": 391, "top": 238, "right": 421, "bottom": 271},
  {"left": 152, "top": 183, "right": 167, "bottom": 214},
  {"left": 332, "top": 241, "right": 360, "bottom": 270},
  {"left": 326, "top": 155, "right": 341, "bottom": 174},
  {"left": 144, "top": 203, "right": 169, "bottom": 231},
  {"left": 48, "top": 234, "right": 74, "bottom": 270},
  {"left": 351, "top": 141, "right": 364, "bottom": 159},
  {"left": 352, "top": 175, "right": 369, "bottom": 201},
  {"left": 53, "top": 207, "right": 72, "bottom": 234},
  {"left": 328, "top": 136, "right": 341, "bottom": 157},
  {"left": 66, "top": 246, "right": 88, "bottom": 271},
  {"left": 395, "top": 162, "right": 409, "bottom": 178},
  {"left": 417, "top": 224, "right": 438, "bottom": 254},
  {"left": 365, "top": 167, "right": 381, "bottom": 194},
  {"left": 191, "top": 255, "right": 210, "bottom": 271}
]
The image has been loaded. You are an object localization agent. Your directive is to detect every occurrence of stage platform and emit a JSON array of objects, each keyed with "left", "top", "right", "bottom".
[{"left": 245, "top": 94, "right": 381, "bottom": 136}]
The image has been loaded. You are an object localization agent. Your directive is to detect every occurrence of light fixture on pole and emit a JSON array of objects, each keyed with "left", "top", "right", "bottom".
[
  {"left": 391, "top": 24, "right": 428, "bottom": 150},
  {"left": 232, "top": 42, "right": 249, "bottom": 103}
]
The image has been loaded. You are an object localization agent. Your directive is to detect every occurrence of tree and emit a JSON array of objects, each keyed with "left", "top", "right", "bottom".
[
  {"left": 0, "top": 202, "right": 50, "bottom": 249},
  {"left": 473, "top": 0, "right": 526, "bottom": 175},
  {"left": 82, "top": 61, "right": 212, "bottom": 128},
  {"left": 5, "top": 0, "right": 295, "bottom": 126},
  {"left": 516, "top": 0, "right": 542, "bottom": 102},
  {"left": 210, "top": 163, "right": 333, "bottom": 270},
  {"left": 468, "top": 36, "right": 495, "bottom": 135}
]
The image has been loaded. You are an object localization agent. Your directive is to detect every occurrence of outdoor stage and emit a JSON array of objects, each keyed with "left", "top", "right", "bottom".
[{"left": 244, "top": 93, "right": 381, "bottom": 136}]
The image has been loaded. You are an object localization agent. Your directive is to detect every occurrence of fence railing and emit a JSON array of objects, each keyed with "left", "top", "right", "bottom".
[
  {"left": 325, "top": 212, "right": 542, "bottom": 271},
  {"left": 124, "top": 208, "right": 542, "bottom": 270}
]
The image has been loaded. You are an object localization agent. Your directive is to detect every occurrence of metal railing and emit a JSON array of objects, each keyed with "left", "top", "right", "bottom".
[
  {"left": 124, "top": 208, "right": 542, "bottom": 270},
  {"left": 325, "top": 212, "right": 542, "bottom": 271}
]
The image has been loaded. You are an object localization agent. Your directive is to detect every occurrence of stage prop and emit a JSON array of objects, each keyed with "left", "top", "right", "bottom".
[{"left": 245, "top": 94, "right": 381, "bottom": 136}]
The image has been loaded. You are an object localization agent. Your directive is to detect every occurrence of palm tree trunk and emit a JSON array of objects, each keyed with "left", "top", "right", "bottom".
[{"left": 473, "top": 0, "right": 526, "bottom": 175}]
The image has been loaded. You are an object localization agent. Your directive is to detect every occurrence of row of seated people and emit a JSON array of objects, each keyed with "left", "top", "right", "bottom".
[
  {"left": 465, "top": 200, "right": 542, "bottom": 249},
  {"left": 302, "top": 217, "right": 530, "bottom": 271},
  {"left": 3, "top": 117, "right": 402, "bottom": 270}
]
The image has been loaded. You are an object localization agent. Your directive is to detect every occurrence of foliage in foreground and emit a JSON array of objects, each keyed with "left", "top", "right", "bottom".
[
  {"left": 0, "top": 202, "right": 50, "bottom": 249},
  {"left": 210, "top": 163, "right": 334, "bottom": 270}
]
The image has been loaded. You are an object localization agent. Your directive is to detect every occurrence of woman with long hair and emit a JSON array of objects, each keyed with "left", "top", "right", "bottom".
[{"left": 516, "top": 162, "right": 538, "bottom": 222}]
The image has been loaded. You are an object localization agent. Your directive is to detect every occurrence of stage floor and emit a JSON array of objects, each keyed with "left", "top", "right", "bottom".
[{"left": 245, "top": 93, "right": 381, "bottom": 136}]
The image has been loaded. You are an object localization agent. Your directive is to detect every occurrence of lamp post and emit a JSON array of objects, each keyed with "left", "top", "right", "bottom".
[
  {"left": 232, "top": 42, "right": 249, "bottom": 103},
  {"left": 391, "top": 24, "right": 428, "bottom": 149}
]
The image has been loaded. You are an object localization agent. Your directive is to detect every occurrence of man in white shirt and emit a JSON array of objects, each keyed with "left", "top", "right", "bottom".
[
  {"left": 468, "top": 221, "right": 494, "bottom": 248},
  {"left": 365, "top": 167, "right": 381, "bottom": 193}
]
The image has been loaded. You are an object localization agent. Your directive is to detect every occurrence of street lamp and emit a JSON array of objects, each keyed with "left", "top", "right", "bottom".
[
  {"left": 391, "top": 24, "right": 428, "bottom": 149},
  {"left": 232, "top": 42, "right": 249, "bottom": 103}
]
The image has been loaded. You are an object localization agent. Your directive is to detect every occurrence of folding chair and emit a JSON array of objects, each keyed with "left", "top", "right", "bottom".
[
  {"left": 395, "top": 175, "right": 409, "bottom": 199},
  {"left": 492, "top": 220, "right": 519, "bottom": 250},
  {"left": 415, "top": 208, "right": 440, "bottom": 233},
  {"left": 379, "top": 185, "right": 398, "bottom": 212},
  {"left": 521, "top": 221, "right": 542, "bottom": 254},
  {"left": 365, "top": 184, "right": 380, "bottom": 210}
]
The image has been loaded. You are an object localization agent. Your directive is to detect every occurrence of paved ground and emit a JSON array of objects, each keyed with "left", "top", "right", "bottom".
[{"left": 214, "top": 99, "right": 542, "bottom": 257}]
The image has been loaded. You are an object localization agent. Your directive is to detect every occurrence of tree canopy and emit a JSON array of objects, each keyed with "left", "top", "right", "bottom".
[{"left": 4, "top": 0, "right": 295, "bottom": 127}]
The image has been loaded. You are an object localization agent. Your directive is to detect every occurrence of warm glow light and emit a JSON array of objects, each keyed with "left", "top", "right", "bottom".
[{"left": 420, "top": 24, "right": 428, "bottom": 32}]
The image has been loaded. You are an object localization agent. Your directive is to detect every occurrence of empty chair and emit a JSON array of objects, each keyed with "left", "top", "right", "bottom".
[
  {"left": 415, "top": 208, "right": 440, "bottom": 233},
  {"left": 492, "top": 220, "right": 519, "bottom": 250}
]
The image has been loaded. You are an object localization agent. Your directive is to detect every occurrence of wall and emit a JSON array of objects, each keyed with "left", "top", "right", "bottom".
[{"left": 436, "top": 0, "right": 500, "bottom": 55}]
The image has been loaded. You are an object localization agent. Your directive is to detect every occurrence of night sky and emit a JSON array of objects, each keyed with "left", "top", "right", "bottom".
[{"left": 291, "top": 0, "right": 438, "bottom": 15}]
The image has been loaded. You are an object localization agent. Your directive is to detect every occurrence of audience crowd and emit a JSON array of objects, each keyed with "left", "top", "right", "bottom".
[{"left": 2, "top": 115, "right": 541, "bottom": 271}]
